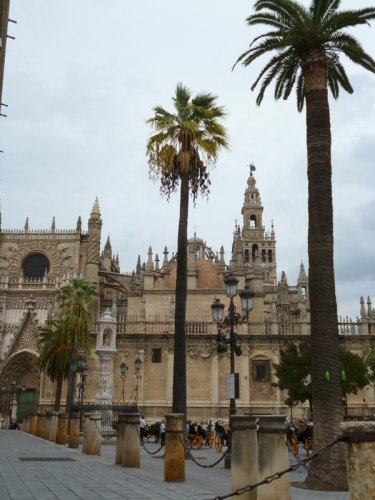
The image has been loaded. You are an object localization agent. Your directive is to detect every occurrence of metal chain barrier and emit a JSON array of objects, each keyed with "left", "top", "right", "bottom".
[
  {"left": 209, "top": 435, "right": 346, "bottom": 500},
  {"left": 279, "top": 429, "right": 346, "bottom": 491},
  {"left": 178, "top": 434, "right": 231, "bottom": 469},
  {"left": 91, "top": 417, "right": 118, "bottom": 441},
  {"left": 137, "top": 426, "right": 164, "bottom": 455}
]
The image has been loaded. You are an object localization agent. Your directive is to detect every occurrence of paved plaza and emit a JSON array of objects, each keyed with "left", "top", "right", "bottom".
[{"left": 0, "top": 430, "right": 349, "bottom": 499}]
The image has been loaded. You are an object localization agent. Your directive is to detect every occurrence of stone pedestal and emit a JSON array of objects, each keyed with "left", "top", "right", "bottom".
[
  {"left": 69, "top": 413, "right": 80, "bottom": 449},
  {"left": 164, "top": 413, "right": 185, "bottom": 482},
  {"left": 231, "top": 415, "right": 258, "bottom": 500},
  {"left": 257, "top": 416, "right": 291, "bottom": 500},
  {"left": 116, "top": 413, "right": 127, "bottom": 465},
  {"left": 49, "top": 412, "right": 59, "bottom": 442},
  {"left": 44, "top": 412, "right": 52, "bottom": 440},
  {"left": 36, "top": 413, "right": 45, "bottom": 438},
  {"left": 56, "top": 413, "right": 67, "bottom": 445},
  {"left": 122, "top": 413, "right": 140, "bottom": 468},
  {"left": 83, "top": 414, "right": 101, "bottom": 455},
  {"left": 340, "top": 421, "right": 375, "bottom": 500}
]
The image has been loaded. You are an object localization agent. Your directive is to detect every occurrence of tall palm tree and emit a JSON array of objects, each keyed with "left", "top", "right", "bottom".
[
  {"left": 234, "top": 0, "right": 375, "bottom": 489},
  {"left": 146, "top": 83, "right": 229, "bottom": 416},
  {"left": 38, "top": 321, "right": 69, "bottom": 411}
]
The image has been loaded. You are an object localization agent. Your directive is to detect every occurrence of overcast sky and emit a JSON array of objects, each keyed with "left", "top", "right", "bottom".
[{"left": 1, "top": 1, "right": 374, "bottom": 320}]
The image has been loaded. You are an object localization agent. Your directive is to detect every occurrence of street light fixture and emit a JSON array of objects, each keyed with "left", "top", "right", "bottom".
[
  {"left": 67, "top": 355, "right": 77, "bottom": 431},
  {"left": 77, "top": 355, "right": 88, "bottom": 431},
  {"left": 211, "top": 275, "right": 254, "bottom": 469},
  {"left": 134, "top": 358, "right": 142, "bottom": 408},
  {"left": 120, "top": 362, "right": 128, "bottom": 403}
]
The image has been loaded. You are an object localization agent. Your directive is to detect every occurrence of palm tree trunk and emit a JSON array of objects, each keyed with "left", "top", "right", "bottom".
[
  {"left": 303, "top": 60, "right": 347, "bottom": 490},
  {"left": 172, "top": 173, "right": 189, "bottom": 416},
  {"left": 54, "top": 373, "right": 63, "bottom": 411}
]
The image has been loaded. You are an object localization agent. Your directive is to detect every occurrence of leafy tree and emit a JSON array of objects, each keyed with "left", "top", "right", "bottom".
[
  {"left": 146, "top": 83, "right": 228, "bottom": 415},
  {"left": 274, "top": 343, "right": 369, "bottom": 417},
  {"left": 273, "top": 342, "right": 312, "bottom": 415},
  {"left": 363, "top": 345, "right": 375, "bottom": 384},
  {"left": 234, "top": 0, "right": 375, "bottom": 489}
]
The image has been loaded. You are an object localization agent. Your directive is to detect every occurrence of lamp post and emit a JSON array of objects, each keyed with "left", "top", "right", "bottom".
[
  {"left": 134, "top": 357, "right": 142, "bottom": 409},
  {"left": 211, "top": 275, "right": 253, "bottom": 468},
  {"left": 67, "top": 356, "right": 77, "bottom": 431},
  {"left": 77, "top": 355, "right": 88, "bottom": 431},
  {"left": 120, "top": 362, "right": 128, "bottom": 403}
]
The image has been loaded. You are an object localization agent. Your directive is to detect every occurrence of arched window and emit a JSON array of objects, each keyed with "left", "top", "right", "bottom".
[
  {"left": 244, "top": 249, "right": 249, "bottom": 263},
  {"left": 268, "top": 250, "right": 273, "bottom": 262},
  {"left": 252, "top": 244, "right": 258, "bottom": 262},
  {"left": 22, "top": 253, "right": 50, "bottom": 279},
  {"left": 261, "top": 249, "right": 266, "bottom": 262},
  {"left": 250, "top": 215, "right": 256, "bottom": 229}
]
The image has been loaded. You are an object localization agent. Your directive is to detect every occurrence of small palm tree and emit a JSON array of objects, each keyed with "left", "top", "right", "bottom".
[
  {"left": 234, "top": 0, "right": 375, "bottom": 489},
  {"left": 38, "top": 321, "right": 69, "bottom": 411},
  {"left": 58, "top": 278, "right": 97, "bottom": 410},
  {"left": 146, "top": 83, "right": 229, "bottom": 415}
]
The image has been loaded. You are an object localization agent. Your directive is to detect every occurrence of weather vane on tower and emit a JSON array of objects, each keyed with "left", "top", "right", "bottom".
[{"left": 248, "top": 163, "right": 256, "bottom": 176}]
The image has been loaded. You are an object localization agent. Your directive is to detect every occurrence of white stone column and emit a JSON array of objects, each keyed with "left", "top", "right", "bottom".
[{"left": 95, "top": 309, "right": 117, "bottom": 404}]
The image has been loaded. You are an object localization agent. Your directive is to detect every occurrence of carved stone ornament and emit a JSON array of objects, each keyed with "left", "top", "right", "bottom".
[{"left": 4, "top": 240, "right": 73, "bottom": 277}]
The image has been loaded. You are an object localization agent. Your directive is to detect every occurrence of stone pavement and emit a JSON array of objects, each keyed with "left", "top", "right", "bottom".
[{"left": 0, "top": 430, "right": 349, "bottom": 499}]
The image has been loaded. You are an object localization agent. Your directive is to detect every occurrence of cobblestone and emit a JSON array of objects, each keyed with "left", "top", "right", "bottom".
[{"left": 0, "top": 430, "right": 349, "bottom": 499}]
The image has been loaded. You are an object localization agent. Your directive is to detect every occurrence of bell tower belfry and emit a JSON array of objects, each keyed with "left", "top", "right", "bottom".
[
  {"left": 240, "top": 165, "right": 277, "bottom": 285},
  {"left": 86, "top": 197, "right": 102, "bottom": 284}
]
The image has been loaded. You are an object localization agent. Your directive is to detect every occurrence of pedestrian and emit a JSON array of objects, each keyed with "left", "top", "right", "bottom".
[
  {"left": 160, "top": 419, "right": 166, "bottom": 446},
  {"left": 139, "top": 415, "right": 147, "bottom": 443}
]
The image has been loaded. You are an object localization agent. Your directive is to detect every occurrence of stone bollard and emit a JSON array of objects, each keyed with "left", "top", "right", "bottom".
[
  {"left": 68, "top": 413, "right": 80, "bottom": 449},
  {"left": 82, "top": 414, "right": 91, "bottom": 454},
  {"left": 340, "top": 420, "right": 375, "bottom": 500},
  {"left": 36, "top": 413, "right": 45, "bottom": 438},
  {"left": 257, "top": 416, "right": 291, "bottom": 500},
  {"left": 231, "top": 415, "right": 258, "bottom": 500},
  {"left": 83, "top": 414, "right": 101, "bottom": 456},
  {"left": 122, "top": 413, "right": 141, "bottom": 468},
  {"left": 44, "top": 412, "right": 52, "bottom": 440},
  {"left": 115, "top": 413, "right": 127, "bottom": 465},
  {"left": 22, "top": 416, "right": 29, "bottom": 433},
  {"left": 164, "top": 413, "right": 185, "bottom": 482},
  {"left": 49, "top": 412, "right": 59, "bottom": 442},
  {"left": 29, "top": 414, "right": 37, "bottom": 436},
  {"left": 56, "top": 413, "right": 67, "bottom": 445}
]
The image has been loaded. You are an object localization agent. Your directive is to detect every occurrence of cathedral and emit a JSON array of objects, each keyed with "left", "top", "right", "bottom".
[{"left": 0, "top": 171, "right": 374, "bottom": 425}]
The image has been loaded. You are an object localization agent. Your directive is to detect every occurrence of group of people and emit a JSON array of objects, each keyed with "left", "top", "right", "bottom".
[
  {"left": 188, "top": 419, "right": 227, "bottom": 446},
  {"left": 286, "top": 418, "right": 314, "bottom": 454},
  {"left": 139, "top": 416, "right": 166, "bottom": 446},
  {"left": 139, "top": 417, "right": 227, "bottom": 448}
]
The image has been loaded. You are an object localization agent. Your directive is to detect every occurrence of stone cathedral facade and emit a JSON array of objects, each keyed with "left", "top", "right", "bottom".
[{"left": 0, "top": 173, "right": 374, "bottom": 423}]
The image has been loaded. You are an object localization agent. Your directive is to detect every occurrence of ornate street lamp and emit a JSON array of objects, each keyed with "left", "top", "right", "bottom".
[
  {"left": 120, "top": 362, "right": 128, "bottom": 403},
  {"left": 134, "top": 358, "right": 142, "bottom": 408},
  {"left": 211, "top": 275, "right": 254, "bottom": 468},
  {"left": 77, "top": 355, "right": 88, "bottom": 431},
  {"left": 67, "top": 356, "right": 77, "bottom": 431}
]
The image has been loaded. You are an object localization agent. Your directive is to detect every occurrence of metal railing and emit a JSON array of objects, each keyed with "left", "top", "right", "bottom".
[{"left": 70, "top": 403, "right": 138, "bottom": 437}]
